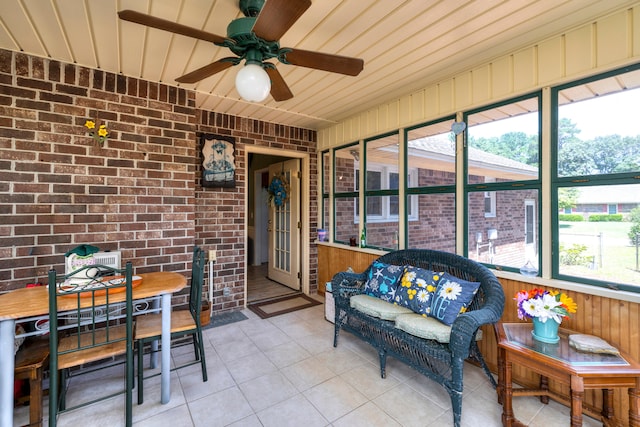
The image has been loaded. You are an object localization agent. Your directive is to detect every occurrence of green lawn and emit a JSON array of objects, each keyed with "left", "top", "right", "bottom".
[{"left": 559, "top": 221, "right": 640, "bottom": 287}]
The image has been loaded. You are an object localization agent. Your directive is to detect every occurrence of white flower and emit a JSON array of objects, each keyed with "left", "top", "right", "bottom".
[
  {"left": 523, "top": 298, "right": 542, "bottom": 318},
  {"left": 438, "top": 281, "right": 462, "bottom": 300},
  {"left": 527, "top": 294, "right": 564, "bottom": 323},
  {"left": 416, "top": 289, "right": 430, "bottom": 303}
]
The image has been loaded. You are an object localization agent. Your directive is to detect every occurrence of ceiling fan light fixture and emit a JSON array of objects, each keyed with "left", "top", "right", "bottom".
[{"left": 235, "top": 62, "right": 271, "bottom": 102}]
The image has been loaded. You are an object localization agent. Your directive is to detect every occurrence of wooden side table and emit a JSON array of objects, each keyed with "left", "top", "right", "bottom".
[{"left": 494, "top": 322, "right": 640, "bottom": 427}]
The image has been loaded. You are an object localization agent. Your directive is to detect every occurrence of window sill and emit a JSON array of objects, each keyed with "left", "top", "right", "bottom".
[
  {"left": 493, "top": 269, "right": 640, "bottom": 304},
  {"left": 316, "top": 240, "right": 387, "bottom": 256}
]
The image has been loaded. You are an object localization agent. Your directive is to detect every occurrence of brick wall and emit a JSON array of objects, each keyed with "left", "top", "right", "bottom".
[
  {"left": 0, "top": 49, "right": 198, "bottom": 294},
  {"left": 0, "top": 49, "right": 320, "bottom": 315},
  {"left": 196, "top": 111, "right": 318, "bottom": 313}
]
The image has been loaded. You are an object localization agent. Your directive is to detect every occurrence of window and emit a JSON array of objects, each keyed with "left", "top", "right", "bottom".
[
  {"left": 553, "top": 65, "right": 640, "bottom": 291},
  {"left": 465, "top": 94, "right": 541, "bottom": 271},
  {"left": 484, "top": 192, "right": 496, "bottom": 217},
  {"left": 333, "top": 144, "right": 359, "bottom": 245},
  {"left": 355, "top": 164, "right": 417, "bottom": 221},
  {"left": 405, "top": 117, "right": 457, "bottom": 251}
]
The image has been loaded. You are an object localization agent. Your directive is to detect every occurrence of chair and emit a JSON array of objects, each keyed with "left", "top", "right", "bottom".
[
  {"left": 135, "top": 246, "right": 207, "bottom": 404},
  {"left": 14, "top": 336, "right": 49, "bottom": 427},
  {"left": 48, "top": 262, "right": 134, "bottom": 427}
]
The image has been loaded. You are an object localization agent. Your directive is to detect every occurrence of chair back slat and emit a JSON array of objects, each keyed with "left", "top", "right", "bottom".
[{"left": 189, "top": 246, "right": 206, "bottom": 324}]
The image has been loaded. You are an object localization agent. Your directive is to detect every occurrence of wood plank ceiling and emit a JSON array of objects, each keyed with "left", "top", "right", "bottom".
[{"left": 1, "top": 0, "right": 638, "bottom": 130}]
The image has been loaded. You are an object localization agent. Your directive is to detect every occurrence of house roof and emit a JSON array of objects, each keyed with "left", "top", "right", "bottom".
[{"left": 409, "top": 136, "right": 538, "bottom": 180}]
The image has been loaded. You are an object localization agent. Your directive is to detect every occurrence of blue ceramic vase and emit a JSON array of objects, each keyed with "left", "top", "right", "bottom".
[{"left": 531, "top": 318, "right": 560, "bottom": 343}]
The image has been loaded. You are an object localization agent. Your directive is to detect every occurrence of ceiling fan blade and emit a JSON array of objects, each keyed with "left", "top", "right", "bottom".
[
  {"left": 118, "top": 10, "right": 226, "bottom": 45},
  {"left": 252, "top": 0, "right": 311, "bottom": 41},
  {"left": 265, "top": 67, "right": 293, "bottom": 101},
  {"left": 284, "top": 49, "right": 364, "bottom": 76},
  {"left": 175, "top": 60, "right": 234, "bottom": 84}
]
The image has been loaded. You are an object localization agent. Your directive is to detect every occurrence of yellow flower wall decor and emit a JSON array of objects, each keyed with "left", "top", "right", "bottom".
[{"left": 84, "top": 119, "right": 109, "bottom": 145}]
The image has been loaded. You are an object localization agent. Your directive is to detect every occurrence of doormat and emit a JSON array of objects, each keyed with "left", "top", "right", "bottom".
[
  {"left": 203, "top": 311, "right": 248, "bottom": 329},
  {"left": 248, "top": 293, "right": 322, "bottom": 319}
]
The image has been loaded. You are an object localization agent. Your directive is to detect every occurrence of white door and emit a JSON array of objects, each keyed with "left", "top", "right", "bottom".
[{"left": 267, "top": 159, "right": 301, "bottom": 290}]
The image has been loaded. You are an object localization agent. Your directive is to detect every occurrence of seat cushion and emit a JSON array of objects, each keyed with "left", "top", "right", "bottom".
[
  {"left": 363, "top": 261, "right": 404, "bottom": 302},
  {"left": 394, "top": 314, "right": 453, "bottom": 342},
  {"left": 350, "top": 294, "right": 413, "bottom": 321},
  {"left": 395, "top": 313, "right": 484, "bottom": 343}
]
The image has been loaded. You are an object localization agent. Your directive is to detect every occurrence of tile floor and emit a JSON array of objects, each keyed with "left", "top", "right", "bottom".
[{"left": 15, "top": 296, "right": 602, "bottom": 427}]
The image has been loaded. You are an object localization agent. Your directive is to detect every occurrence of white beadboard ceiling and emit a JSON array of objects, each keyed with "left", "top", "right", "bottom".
[{"left": 0, "top": 0, "right": 637, "bottom": 130}]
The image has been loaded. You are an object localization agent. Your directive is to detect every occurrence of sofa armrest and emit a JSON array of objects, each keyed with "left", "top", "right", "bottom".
[
  {"left": 331, "top": 271, "right": 366, "bottom": 301},
  {"left": 450, "top": 292, "right": 504, "bottom": 358}
]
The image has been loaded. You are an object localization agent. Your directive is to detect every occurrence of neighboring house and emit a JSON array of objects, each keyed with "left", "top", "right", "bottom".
[{"left": 562, "top": 186, "right": 640, "bottom": 217}]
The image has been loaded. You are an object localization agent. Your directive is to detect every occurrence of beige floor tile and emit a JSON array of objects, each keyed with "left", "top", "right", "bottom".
[
  {"left": 238, "top": 371, "right": 298, "bottom": 412},
  {"left": 281, "top": 355, "right": 338, "bottom": 392},
  {"left": 255, "top": 394, "right": 329, "bottom": 427},
  {"left": 133, "top": 404, "right": 194, "bottom": 427},
  {"left": 373, "top": 382, "right": 448, "bottom": 427},
  {"left": 211, "top": 333, "right": 260, "bottom": 363},
  {"left": 188, "top": 386, "right": 253, "bottom": 427},
  {"left": 303, "top": 375, "right": 369, "bottom": 422},
  {"left": 244, "top": 324, "right": 292, "bottom": 351},
  {"left": 332, "top": 401, "right": 403, "bottom": 427},
  {"left": 263, "top": 339, "right": 312, "bottom": 368},
  {"left": 226, "top": 414, "right": 264, "bottom": 426},
  {"left": 339, "top": 363, "right": 402, "bottom": 400},
  {"left": 225, "top": 351, "right": 278, "bottom": 384},
  {"left": 178, "top": 363, "right": 235, "bottom": 402}
]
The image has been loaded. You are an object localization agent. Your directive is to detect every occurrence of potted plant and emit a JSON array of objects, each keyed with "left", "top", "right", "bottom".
[{"left": 513, "top": 288, "right": 577, "bottom": 343}]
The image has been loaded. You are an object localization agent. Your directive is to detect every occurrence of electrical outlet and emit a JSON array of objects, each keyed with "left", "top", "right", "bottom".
[
  {"left": 208, "top": 250, "right": 216, "bottom": 261},
  {"left": 223, "top": 287, "right": 230, "bottom": 296}
]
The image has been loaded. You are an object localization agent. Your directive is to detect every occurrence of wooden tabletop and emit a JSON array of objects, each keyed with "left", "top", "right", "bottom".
[
  {"left": 0, "top": 272, "right": 187, "bottom": 320},
  {"left": 495, "top": 322, "right": 640, "bottom": 377}
]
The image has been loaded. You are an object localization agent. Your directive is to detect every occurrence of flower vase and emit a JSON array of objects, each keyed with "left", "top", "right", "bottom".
[{"left": 531, "top": 318, "right": 560, "bottom": 343}]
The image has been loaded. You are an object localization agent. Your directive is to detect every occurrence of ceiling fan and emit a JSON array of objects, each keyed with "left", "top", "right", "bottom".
[{"left": 118, "top": 0, "right": 364, "bottom": 102}]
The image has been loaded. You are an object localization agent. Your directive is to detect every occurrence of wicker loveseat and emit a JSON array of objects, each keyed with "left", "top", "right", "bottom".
[{"left": 332, "top": 249, "right": 505, "bottom": 427}]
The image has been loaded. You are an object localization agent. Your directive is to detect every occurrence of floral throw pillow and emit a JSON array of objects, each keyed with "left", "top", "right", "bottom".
[
  {"left": 394, "top": 266, "right": 440, "bottom": 316},
  {"left": 429, "top": 273, "right": 481, "bottom": 326},
  {"left": 363, "top": 261, "right": 404, "bottom": 302}
]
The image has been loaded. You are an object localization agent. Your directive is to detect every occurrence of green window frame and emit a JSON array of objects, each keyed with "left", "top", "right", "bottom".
[
  {"left": 551, "top": 64, "right": 640, "bottom": 292},
  {"left": 463, "top": 93, "right": 542, "bottom": 274}
]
